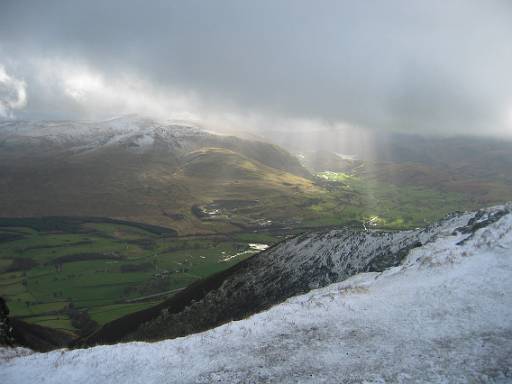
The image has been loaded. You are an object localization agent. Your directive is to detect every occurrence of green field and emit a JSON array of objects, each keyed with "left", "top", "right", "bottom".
[{"left": 0, "top": 218, "right": 282, "bottom": 335}]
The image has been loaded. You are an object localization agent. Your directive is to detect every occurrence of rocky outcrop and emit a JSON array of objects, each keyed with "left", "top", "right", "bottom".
[
  {"left": 0, "top": 298, "right": 15, "bottom": 347},
  {"left": 83, "top": 204, "right": 510, "bottom": 346},
  {"left": 0, "top": 297, "right": 74, "bottom": 352}
]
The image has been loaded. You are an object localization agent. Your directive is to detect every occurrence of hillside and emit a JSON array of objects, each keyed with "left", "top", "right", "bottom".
[
  {"left": 2, "top": 117, "right": 508, "bottom": 237},
  {"left": 0, "top": 116, "right": 318, "bottom": 235},
  {"left": 81, "top": 204, "right": 510, "bottom": 346},
  {"left": 2, "top": 203, "right": 511, "bottom": 383},
  {"left": 274, "top": 129, "right": 512, "bottom": 206},
  {"left": 301, "top": 148, "right": 512, "bottom": 207},
  {"left": 269, "top": 128, "right": 512, "bottom": 184}
]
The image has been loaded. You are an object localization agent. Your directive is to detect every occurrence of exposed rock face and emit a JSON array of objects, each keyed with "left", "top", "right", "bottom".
[
  {"left": 0, "top": 297, "right": 74, "bottom": 352},
  {"left": 0, "top": 298, "right": 15, "bottom": 347},
  {"left": 9, "top": 319, "right": 74, "bottom": 352},
  {"left": 84, "top": 204, "right": 510, "bottom": 346}
]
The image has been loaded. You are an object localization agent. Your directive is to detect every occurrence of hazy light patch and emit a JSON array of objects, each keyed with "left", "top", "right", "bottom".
[
  {"left": 506, "top": 105, "right": 512, "bottom": 132},
  {"left": 32, "top": 58, "right": 202, "bottom": 122},
  {"left": 64, "top": 70, "right": 103, "bottom": 101},
  {"left": 0, "top": 65, "right": 27, "bottom": 118}
]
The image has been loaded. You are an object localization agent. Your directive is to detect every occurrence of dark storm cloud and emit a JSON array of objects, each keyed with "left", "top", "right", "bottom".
[{"left": 0, "top": 0, "right": 511, "bottom": 135}]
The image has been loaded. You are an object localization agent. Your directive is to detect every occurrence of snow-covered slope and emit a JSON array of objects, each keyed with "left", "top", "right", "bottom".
[
  {"left": 0, "top": 115, "right": 206, "bottom": 155},
  {"left": 2, "top": 204, "right": 511, "bottom": 383},
  {"left": 82, "top": 206, "right": 487, "bottom": 345},
  {"left": 0, "top": 115, "right": 310, "bottom": 178}
]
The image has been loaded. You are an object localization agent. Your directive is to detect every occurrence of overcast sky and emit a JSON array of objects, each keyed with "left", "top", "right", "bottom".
[{"left": 0, "top": 0, "right": 511, "bottom": 137}]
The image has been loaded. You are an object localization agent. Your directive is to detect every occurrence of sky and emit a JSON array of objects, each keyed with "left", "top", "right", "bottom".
[{"left": 0, "top": 0, "right": 511, "bottom": 137}]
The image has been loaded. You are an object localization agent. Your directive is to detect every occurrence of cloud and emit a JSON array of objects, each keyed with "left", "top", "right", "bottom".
[
  {"left": 0, "top": 65, "right": 27, "bottom": 118},
  {"left": 0, "top": 0, "right": 511, "bottom": 137},
  {"left": 26, "top": 58, "right": 202, "bottom": 122}
]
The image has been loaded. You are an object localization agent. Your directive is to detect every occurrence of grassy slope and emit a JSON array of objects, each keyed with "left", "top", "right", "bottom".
[
  {"left": 301, "top": 150, "right": 512, "bottom": 229},
  {"left": 0, "top": 147, "right": 323, "bottom": 235},
  {"left": 315, "top": 171, "right": 475, "bottom": 228}
]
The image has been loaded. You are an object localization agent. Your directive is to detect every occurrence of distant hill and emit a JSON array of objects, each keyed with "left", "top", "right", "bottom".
[
  {"left": 1, "top": 116, "right": 510, "bottom": 234},
  {"left": 301, "top": 149, "right": 512, "bottom": 206},
  {"left": 0, "top": 116, "right": 315, "bottom": 234},
  {"left": 266, "top": 127, "right": 512, "bottom": 185}
]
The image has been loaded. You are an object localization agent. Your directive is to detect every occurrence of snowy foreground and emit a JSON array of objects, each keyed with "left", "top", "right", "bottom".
[{"left": 2, "top": 206, "right": 512, "bottom": 383}]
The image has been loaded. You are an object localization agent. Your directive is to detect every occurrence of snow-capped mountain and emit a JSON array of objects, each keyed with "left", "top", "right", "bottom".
[
  {"left": 0, "top": 117, "right": 311, "bottom": 231},
  {"left": 0, "top": 115, "right": 207, "bottom": 156},
  {"left": 2, "top": 204, "right": 511, "bottom": 383},
  {"left": 0, "top": 115, "right": 310, "bottom": 177}
]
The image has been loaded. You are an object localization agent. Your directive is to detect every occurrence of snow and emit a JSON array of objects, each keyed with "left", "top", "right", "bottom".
[
  {"left": 0, "top": 115, "right": 206, "bottom": 154},
  {"left": 1, "top": 206, "right": 512, "bottom": 383},
  {"left": 248, "top": 243, "right": 269, "bottom": 251},
  {"left": 220, "top": 243, "right": 269, "bottom": 262}
]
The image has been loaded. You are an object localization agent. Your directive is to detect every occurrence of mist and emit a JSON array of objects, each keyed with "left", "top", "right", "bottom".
[{"left": 0, "top": 0, "right": 511, "bottom": 137}]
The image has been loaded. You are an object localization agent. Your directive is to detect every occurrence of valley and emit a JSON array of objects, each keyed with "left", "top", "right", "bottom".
[
  {"left": 2, "top": 4, "right": 511, "bottom": 381},
  {"left": 0, "top": 171, "right": 485, "bottom": 337},
  {"left": 1, "top": 117, "right": 511, "bottom": 337}
]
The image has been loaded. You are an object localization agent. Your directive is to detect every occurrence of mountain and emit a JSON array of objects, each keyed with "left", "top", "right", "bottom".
[
  {"left": 266, "top": 127, "right": 512, "bottom": 179},
  {"left": 0, "top": 116, "right": 316, "bottom": 234},
  {"left": 268, "top": 128, "right": 512, "bottom": 206},
  {"left": 81, "top": 203, "right": 511, "bottom": 346},
  {"left": 300, "top": 148, "right": 512, "bottom": 207},
  {"left": 0, "top": 115, "right": 310, "bottom": 177},
  {"left": 2, "top": 117, "right": 509, "bottom": 236},
  {"left": 2, "top": 203, "right": 511, "bottom": 383}
]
